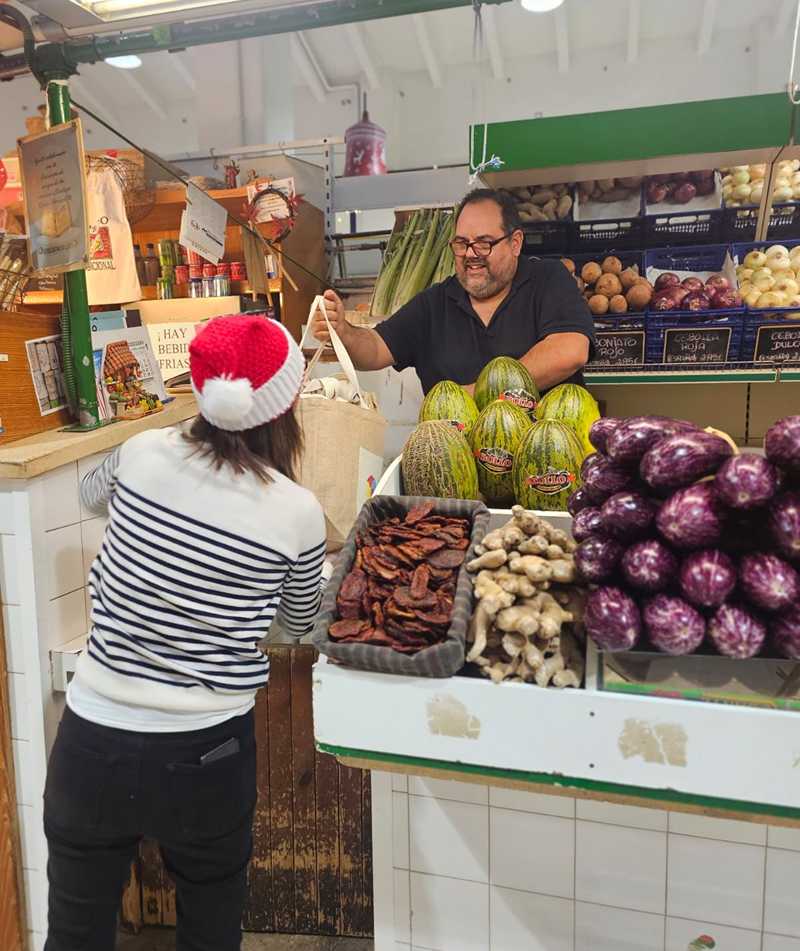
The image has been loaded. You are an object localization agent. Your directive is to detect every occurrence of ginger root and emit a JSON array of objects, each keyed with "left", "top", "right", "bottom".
[
  {"left": 474, "top": 571, "right": 515, "bottom": 615},
  {"left": 467, "top": 549, "right": 507, "bottom": 572},
  {"left": 482, "top": 522, "right": 525, "bottom": 552},
  {"left": 508, "top": 553, "right": 553, "bottom": 583},
  {"left": 496, "top": 605, "right": 540, "bottom": 638}
]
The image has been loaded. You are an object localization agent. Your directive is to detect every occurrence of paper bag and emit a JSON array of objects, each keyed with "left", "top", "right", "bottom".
[
  {"left": 85, "top": 166, "right": 142, "bottom": 305},
  {"left": 298, "top": 296, "right": 387, "bottom": 550}
]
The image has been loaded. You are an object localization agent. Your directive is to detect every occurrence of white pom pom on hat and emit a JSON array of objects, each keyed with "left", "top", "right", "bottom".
[{"left": 199, "top": 376, "right": 255, "bottom": 428}]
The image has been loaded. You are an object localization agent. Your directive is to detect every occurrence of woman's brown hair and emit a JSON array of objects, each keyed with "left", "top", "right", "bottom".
[{"left": 183, "top": 403, "right": 303, "bottom": 484}]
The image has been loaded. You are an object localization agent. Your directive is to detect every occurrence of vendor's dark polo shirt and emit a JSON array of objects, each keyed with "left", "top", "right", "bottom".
[{"left": 376, "top": 256, "right": 595, "bottom": 394}]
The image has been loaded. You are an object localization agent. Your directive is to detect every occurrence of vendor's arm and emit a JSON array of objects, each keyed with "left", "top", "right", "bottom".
[
  {"left": 80, "top": 446, "right": 122, "bottom": 516},
  {"left": 518, "top": 332, "right": 591, "bottom": 391}
]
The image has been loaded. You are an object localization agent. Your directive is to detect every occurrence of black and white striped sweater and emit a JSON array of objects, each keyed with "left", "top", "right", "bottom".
[{"left": 71, "top": 427, "right": 325, "bottom": 723}]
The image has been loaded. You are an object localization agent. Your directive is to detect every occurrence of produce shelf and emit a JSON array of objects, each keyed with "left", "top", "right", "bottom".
[
  {"left": 584, "top": 364, "right": 797, "bottom": 385},
  {"left": 22, "top": 280, "right": 278, "bottom": 306}
]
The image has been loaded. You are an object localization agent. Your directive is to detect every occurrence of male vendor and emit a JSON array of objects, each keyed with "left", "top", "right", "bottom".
[{"left": 311, "top": 187, "right": 594, "bottom": 394}]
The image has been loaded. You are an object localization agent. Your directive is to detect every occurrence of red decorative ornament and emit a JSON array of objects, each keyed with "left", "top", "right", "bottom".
[{"left": 344, "top": 95, "right": 386, "bottom": 177}]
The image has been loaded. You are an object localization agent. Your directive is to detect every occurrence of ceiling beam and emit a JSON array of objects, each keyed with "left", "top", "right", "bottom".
[
  {"left": 289, "top": 32, "right": 327, "bottom": 102},
  {"left": 482, "top": 4, "right": 505, "bottom": 80},
  {"left": 697, "top": 0, "right": 717, "bottom": 55},
  {"left": 554, "top": 5, "right": 569, "bottom": 74},
  {"left": 164, "top": 51, "right": 196, "bottom": 93},
  {"left": 627, "top": 0, "right": 640, "bottom": 65},
  {"left": 345, "top": 22, "right": 380, "bottom": 90},
  {"left": 116, "top": 68, "right": 167, "bottom": 120},
  {"left": 774, "top": 0, "right": 796, "bottom": 40},
  {"left": 412, "top": 13, "right": 442, "bottom": 88}
]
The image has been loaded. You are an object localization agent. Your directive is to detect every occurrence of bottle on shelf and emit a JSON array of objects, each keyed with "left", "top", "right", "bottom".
[
  {"left": 143, "top": 244, "right": 160, "bottom": 286},
  {"left": 133, "top": 244, "right": 146, "bottom": 285}
]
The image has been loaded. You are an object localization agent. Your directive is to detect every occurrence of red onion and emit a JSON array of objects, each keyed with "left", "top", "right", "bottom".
[
  {"left": 681, "top": 276, "right": 704, "bottom": 292},
  {"left": 705, "top": 274, "right": 730, "bottom": 293},
  {"left": 654, "top": 272, "right": 681, "bottom": 292},
  {"left": 682, "top": 291, "right": 711, "bottom": 312}
]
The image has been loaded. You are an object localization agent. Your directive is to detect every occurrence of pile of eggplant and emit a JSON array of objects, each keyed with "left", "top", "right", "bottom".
[{"left": 570, "top": 415, "right": 800, "bottom": 660}]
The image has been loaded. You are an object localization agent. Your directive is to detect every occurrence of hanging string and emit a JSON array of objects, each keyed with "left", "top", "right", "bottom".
[
  {"left": 789, "top": 0, "right": 800, "bottom": 104},
  {"left": 467, "top": 1, "right": 505, "bottom": 186},
  {"left": 69, "top": 98, "right": 334, "bottom": 290}
]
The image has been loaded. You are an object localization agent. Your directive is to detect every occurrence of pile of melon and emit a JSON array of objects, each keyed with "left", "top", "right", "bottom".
[{"left": 402, "top": 357, "right": 599, "bottom": 511}]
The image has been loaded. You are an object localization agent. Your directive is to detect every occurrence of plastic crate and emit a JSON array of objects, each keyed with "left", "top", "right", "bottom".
[
  {"left": 588, "top": 314, "right": 647, "bottom": 368},
  {"left": 571, "top": 189, "right": 645, "bottom": 252},
  {"left": 739, "top": 312, "right": 800, "bottom": 365},
  {"left": 646, "top": 311, "right": 744, "bottom": 366},
  {"left": 644, "top": 207, "right": 723, "bottom": 247},
  {"left": 732, "top": 239, "right": 800, "bottom": 318},
  {"left": 722, "top": 203, "right": 800, "bottom": 242},
  {"left": 521, "top": 220, "right": 571, "bottom": 256},
  {"left": 644, "top": 244, "right": 742, "bottom": 317}
]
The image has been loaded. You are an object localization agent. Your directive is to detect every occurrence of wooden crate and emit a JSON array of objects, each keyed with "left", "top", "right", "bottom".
[{"left": 120, "top": 646, "right": 373, "bottom": 938}]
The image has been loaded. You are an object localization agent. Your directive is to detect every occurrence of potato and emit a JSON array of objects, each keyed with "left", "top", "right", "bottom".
[
  {"left": 601, "top": 256, "right": 623, "bottom": 275},
  {"left": 542, "top": 200, "right": 557, "bottom": 221},
  {"left": 575, "top": 276, "right": 586, "bottom": 292},
  {"left": 561, "top": 257, "right": 576, "bottom": 274},
  {"left": 617, "top": 176, "right": 643, "bottom": 189},
  {"left": 556, "top": 195, "right": 573, "bottom": 219},
  {"left": 588, "top": 294, "right": 610, "bottom": 316},
  {"left": 619, "top": 266, "right": 640, "bottom": 290},
  {"left": 609, "top": 294, "right": 628, "bottom": 314},
  {"left": 530, "top": 189, "right": 557, "bottom": 206},
  {"left": 597, "top": 178, "right": 616, "bottom": 192},
  {"left": 581, "top": 261, "right": 602, "bottom": 285},
  {"left": 626, "top": 282, "right": 653, "bottom": 311},
  {"left": 595, "top": 273, "right": 623, "bottom": 298}
]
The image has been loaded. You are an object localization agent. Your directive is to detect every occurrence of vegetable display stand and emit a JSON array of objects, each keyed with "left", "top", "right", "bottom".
[
  {"left": 645, "top": 310, "right": 744, "bottom": 366},
  {"left": 588, "top": 313, "right": 647, "bottom": 368},
  {"left": 520, "top": 219, "right": 571, "bottom": 256},
  {"left": 722, "top": 202, "right": 800, "bottom": 243},
  {"left": 739, "top": 313, "right": 800, "bottom": 366},
  {"left": 571, "top": 191, "right": 645, "bottom": 252}
]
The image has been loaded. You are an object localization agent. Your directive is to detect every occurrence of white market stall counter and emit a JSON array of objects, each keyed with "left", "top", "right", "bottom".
[
  {"left": 0, "top": 394, "right": 198, "bottom": 951},
  {"left": 312, "top": 459, "right": 800, "bottom": 951}
]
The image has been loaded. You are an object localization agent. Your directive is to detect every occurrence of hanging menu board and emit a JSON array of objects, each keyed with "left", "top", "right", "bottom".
[
  {"left": 663, "top": 327, "right": 732, "bottom": 365},
  {"left": 18, "top": 120, "right": 88, "bottom": 274},
  {"left": 753, "top": 323, "right": 800, "bottom": 365},
  {"left": 590, "top": 329, "right": 646, "bottom": 367}
]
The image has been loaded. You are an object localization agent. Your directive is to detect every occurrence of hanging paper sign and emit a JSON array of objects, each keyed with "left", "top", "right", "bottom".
[
  {"left": 17, "top": 120, "right": 89, "bottom": 274},
  {"left": 179, "top": 183, "right": 227, "bottom": 264}
]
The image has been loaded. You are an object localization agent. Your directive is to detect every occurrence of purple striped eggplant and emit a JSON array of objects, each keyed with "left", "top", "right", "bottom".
[
  {"left": 575, "top": 535, "right": 624, "bottom": 583},
  {"left": 739, "top": 552, "right": 800, "bottom": 612},
  {"left": 606, "top": 415, "right": 697, "bottom": 467},
  {"left": 600, "top": 491, "right": 655, "bottom": 541},
  {"left": 580, "top": 452, "right": 635, "bottom": 504},
  {"left": 588, "top": 417, "right": 622, "bottom": 455},
  {"left": 640, "top": 430, "right": 735, "bottom": 491},
  {"left": 572, "top": 507, "right": 605, "bottom": 543},
  {"left": 656, "top": 482, "right": 727, "bottom": 550},
  {"left": 714, "top": 454, "right": 779, "bottom": 510},
  {"left": 768, "top": 492, "right": 800, "bottom": 562},
  {"left": 708, "top": 603, "right": 767, "bottom": 659},
  {"left": 643, "top": 595, "right": 706, "bottom": 655},
  {"left": 679, "top": 549, "right": 737, "bottom": 608},
  {"left": 621, "top": 539, "right": 678, "bottom": 593},
  {"left": 585, "top": 586, "right": 641, "bottom": 652},
  {"left": 773, "top": 606, "right": 800, "bottom": 660},
  {"left": 764, "top": 415, "right": 800, "bottom": 476}
]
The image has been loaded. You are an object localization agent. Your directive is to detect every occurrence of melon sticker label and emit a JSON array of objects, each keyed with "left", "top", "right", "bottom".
[
  {"left": 525, "top": 467, "right": 576, "bottom": 495},
  {"left": 444, "top": 418, "right": 466, "bottom": 432},
  {"left": 500, "top": 388, "right": 537, "bottom": 413},
  {"left": 476, "top": 447, "right": 513, "bottom": 474}
]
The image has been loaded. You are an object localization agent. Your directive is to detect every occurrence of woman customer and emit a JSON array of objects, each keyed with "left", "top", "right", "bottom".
[{"left": 44, "top": 314, "right": 326, "bottom": 951}]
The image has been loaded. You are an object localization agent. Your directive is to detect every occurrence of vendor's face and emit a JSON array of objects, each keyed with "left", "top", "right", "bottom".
[{"left": 454, "top": 200, "right": 522, "bottom": 300}]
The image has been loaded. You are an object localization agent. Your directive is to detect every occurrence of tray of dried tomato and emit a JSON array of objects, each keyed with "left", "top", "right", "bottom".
[{"left": 311, "top": 495, "right": 490, "bottom": 677}]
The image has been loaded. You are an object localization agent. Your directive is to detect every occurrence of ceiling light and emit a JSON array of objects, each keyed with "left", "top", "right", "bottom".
[
  {"left": 104, "top": 54, "right": 143, "bottom": 68},
  {"left": 520, "top": 0, "right": 565, "bottom": 11}
]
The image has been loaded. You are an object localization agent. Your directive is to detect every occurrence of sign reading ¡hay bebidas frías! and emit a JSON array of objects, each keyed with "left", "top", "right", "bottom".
[{"left": 17, "top": 119, "right": 89, "bottom": 274}]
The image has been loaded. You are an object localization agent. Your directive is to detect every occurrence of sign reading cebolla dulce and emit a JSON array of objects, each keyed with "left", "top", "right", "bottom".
[
  {"left": 525, "top": 468, "right": 577, "bottom": 495},
  {"left": 17, "top": 120, "right": 89, "bottom": 274},
  {"left": 179, "top": 182, "right": 227, "bottom": 264}
]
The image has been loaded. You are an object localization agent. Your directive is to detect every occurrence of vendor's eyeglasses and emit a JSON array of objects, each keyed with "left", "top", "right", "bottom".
[{"left": 450, "top": 232, "right": 514, "bottom": 258}]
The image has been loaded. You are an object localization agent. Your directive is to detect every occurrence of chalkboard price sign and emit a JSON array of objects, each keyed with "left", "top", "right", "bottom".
[
  {"left": 754, "top": 323, "right": 800, "bottom": 365},
  {"left": 590, "top": 330, "right": 646, "bottom": 367},
  {"left": 663, "top": 327, "right": 731, "bottom": 365}
]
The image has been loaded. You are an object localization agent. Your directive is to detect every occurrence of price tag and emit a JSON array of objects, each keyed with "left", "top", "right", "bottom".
[
  {"left": 179, "top": 183, "right": 227, "bottom": 264},
  {"left": 590, "top": 330, "right": 645, "bottom": 367},
  {"left": 753, "top": 323, "right": 800, "bottom": 365},
  {"left": 663, "top": 327, "right": 731, "bottom": 364}
]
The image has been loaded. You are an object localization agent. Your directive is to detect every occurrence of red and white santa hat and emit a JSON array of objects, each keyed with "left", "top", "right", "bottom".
[{"left": 189, "top": 314, "right": 304, "bottom": 431}]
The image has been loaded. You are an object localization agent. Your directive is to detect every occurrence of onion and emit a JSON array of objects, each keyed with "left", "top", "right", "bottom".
[{"left": 654, "top": 272, "right": 680, "bottom": 292}]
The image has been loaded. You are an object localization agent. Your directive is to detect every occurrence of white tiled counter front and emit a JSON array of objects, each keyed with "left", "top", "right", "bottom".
[
  {"left": 0, "top": 396, "right": 197, "bottom": 951},
  {"left": 371, "top": 771, "right": 800, "bottom": 951}
]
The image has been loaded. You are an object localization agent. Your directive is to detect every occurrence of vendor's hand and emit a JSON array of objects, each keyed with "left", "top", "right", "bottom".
[{"left": 311, "top": 289, "right": 349, "bottom": 346}]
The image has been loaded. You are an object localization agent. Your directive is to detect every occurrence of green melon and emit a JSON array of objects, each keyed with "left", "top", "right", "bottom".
[
  {"left": 536, "top": 383, "right": 600, "bottom": 457},
  {"left": 469, "top": 400, "right": 533, "bottom": 507},
  {"left": 401, "top": 420, "right": 479, "bottom": 500},
  {"left": 474, "top": 357, "right": 539, "bottom": 417},
  {"left": 419, "top": 381, "right": 479, "bottom": 436},
  {"left": 512, "top": 419, "right": 584, "bottom": 511}
]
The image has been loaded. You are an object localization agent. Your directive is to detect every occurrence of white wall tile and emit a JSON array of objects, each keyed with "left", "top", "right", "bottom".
[
  {"left": 43, "top": 523, "right": 84, "bottom": 600},
  {"left": 43, "top": 588, "right": 88, "bottom": 655},
  {"left": 39, "top": 463, "right": 80, "bottom": 532},
  {"left": 765, "top": 847, "right": 800, "bottom": 937},
  {"left": 1, "top": 533, "right": 20, "bottom": 604},
  {"left": 768, "top": 826, "right": 800, "bottom": 851},
  {"left": 490, "top": 809, "right": 574, "bottom": 899},
  {"left": 764, "top": 936, "right": 800, "bottom": 951},
  {"left": 409, "top": 776, "right": 488, "bottom": 804},
  {"left": 18, "top": 803, "right": 44, "bottom": 870},
  {"left": 12, "top": 739, "right": 33, "bottom": 806},
  {"left": 668, "top": 812, "right": 766, "bottom": 846},
  {"left": 23, "top": 869, "right": 47, "bottom": 933},
  {"left": 78, "top": 453, "right": 111, "bottom": 520},
  {"left": 667, "top": 834, "right": 765, "bottom": 931},
  {"left": 490, "top": 886, "right": 573, "bottom": 951},
  {"left": 665, "top": 917, "right": 760, "bottom": 951},
  {"left": 392, "top": 773, "right": 408, "bottom": 793},
  {"left": 3, "top": 603, "right": 26, "bottom": 672},
  {"left": 393, "top": 792, "right": 409, "bottom": 870},
  {"left": 410, "top": 873, "right": 489, "bottom": 951},
  {"left": 575, "top": 902, "right": 664, "bottom": 951},
  {"left": 394, "top": 870, "right": 411, "bottom": 944},
  {"left": 8, "top": 672, "right": 30, "bottom": 740},
  {"left": 409, "top": 797, "right": 489, "bottom": 884},
  {"left": 577, "top": 800, "right": 667, "bottom": 831},
  {"left": 80, "top": 517, "right": 106, "bottom": 580},
  {"left": 489, "top": 786, "right": 574, "bottom": 818},
  {"left": 576, "top": 821, "right": 666, "bottom": 915}
]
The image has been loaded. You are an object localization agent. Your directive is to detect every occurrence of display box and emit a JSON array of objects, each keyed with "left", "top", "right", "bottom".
[
  {"left": 571, "top": 187, "right": 644, "bottom": 252},
  {"left": 644, "top": 173, "right": 723, "bottom": 246}
]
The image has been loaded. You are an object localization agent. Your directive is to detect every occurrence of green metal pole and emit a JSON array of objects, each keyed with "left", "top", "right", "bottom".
[{"left": 45, "top": 76, "right": 100, "bottom": 429}]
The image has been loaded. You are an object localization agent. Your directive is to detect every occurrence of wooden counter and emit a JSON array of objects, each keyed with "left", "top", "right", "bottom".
[{"left": 0, "top": 393, "right": 198, "bottom": 480}]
